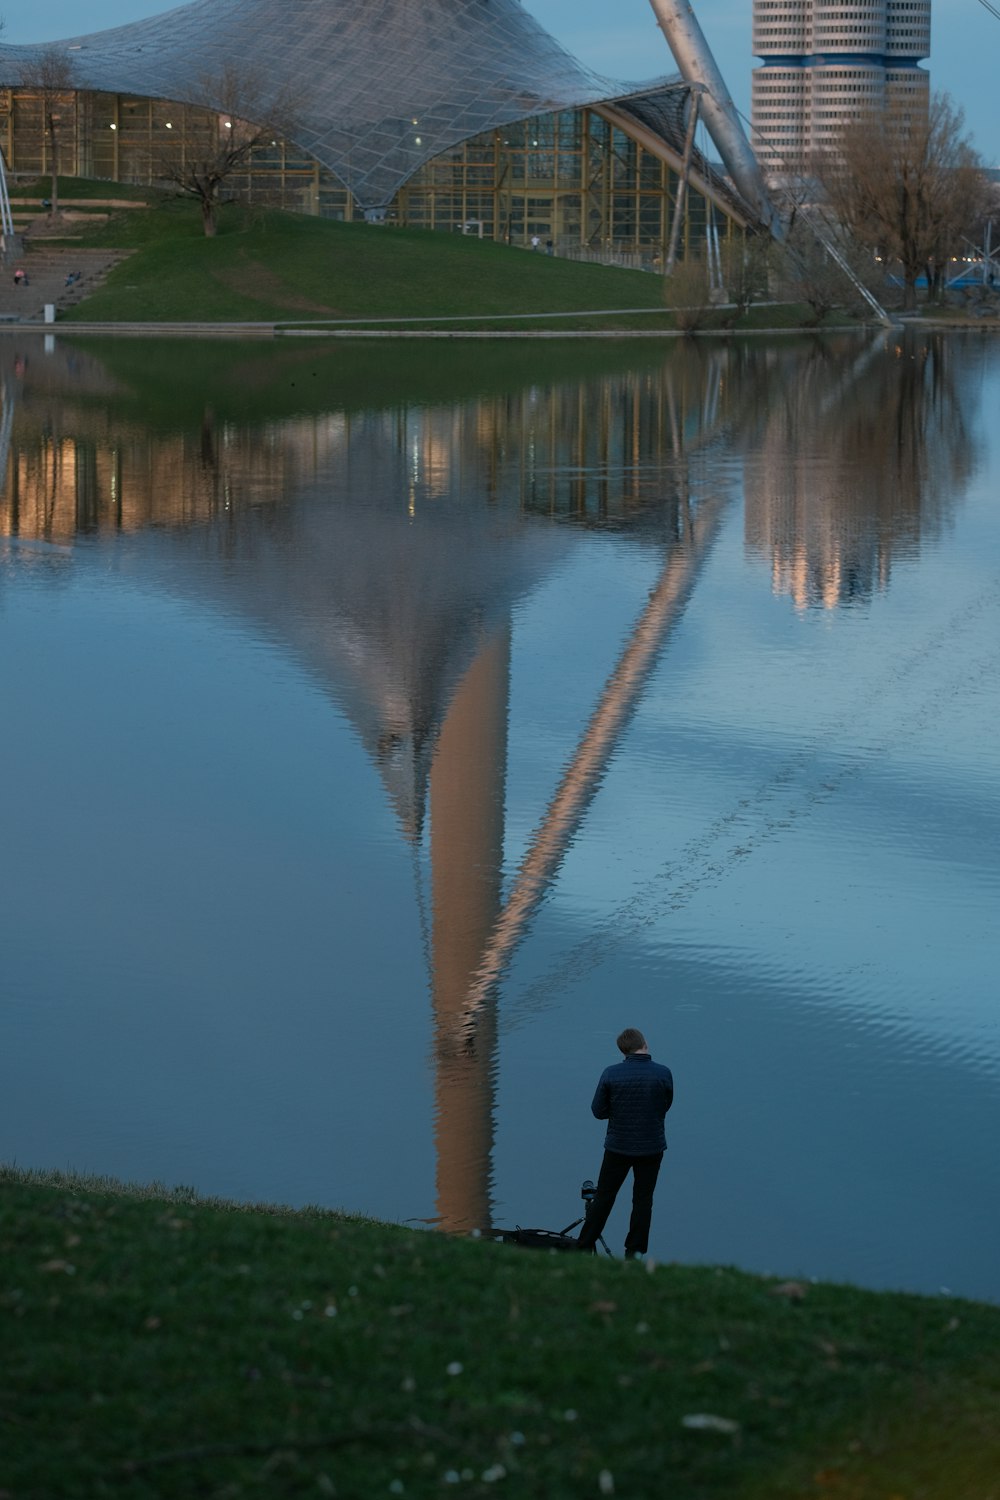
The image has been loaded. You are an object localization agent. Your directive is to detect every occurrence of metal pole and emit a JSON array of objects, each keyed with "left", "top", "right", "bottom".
[
  {"left": 0, "top": 147, "right": 15, "bottom": 246},
  {"left": 645, "top": 0, "right": 782, "bottom": 238},
  {"left": 458, "top": 487, "right": 731, "bottom": 1028},
  {"left": 985, "top": 221, "right": 993, "bottom": 288},
  {"left": 665, "top": 88, "right": 700, "bottom": 272}
]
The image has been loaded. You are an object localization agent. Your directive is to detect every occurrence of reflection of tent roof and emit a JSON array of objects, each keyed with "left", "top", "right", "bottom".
[
  {"left": 0, "top": 0, "right": 692, "bottom": 209},
  {"left": 5, "top": 342, "right": 767, "bottom": 845},
  {"left": 4, "top": 340, "right": 733, "bottom": 847},
  {"left": 110, "top": 410, "right": 573, "bottom": 839},
  {"left": 223, "top": 479, "right": 569, "bottom": 842}
]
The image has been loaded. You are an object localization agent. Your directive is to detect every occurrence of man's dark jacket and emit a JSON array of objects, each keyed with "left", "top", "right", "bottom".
[{"left": 591, "top": 1054, "right": 674, "bottom": 1155}]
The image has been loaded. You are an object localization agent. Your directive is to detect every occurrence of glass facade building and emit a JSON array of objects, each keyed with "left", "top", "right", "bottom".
[{"left": 0, "top": 0, "right": 751, "bottom": 257}]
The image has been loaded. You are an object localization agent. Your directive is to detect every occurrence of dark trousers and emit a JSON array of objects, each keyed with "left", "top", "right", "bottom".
[{"left": 577, "top": 1149, "right": 663, "bottom": 1255}]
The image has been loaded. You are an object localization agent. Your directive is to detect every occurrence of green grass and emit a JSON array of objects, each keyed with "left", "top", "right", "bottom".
[
  {"left": 12, "top": 174, "right": 155, "bottom": 204},
  {"left": 34, "top": 185, "right": 850, "bottom": 331},
  {"left": 54, "top": 197, "right": 667, "bottom": 325},
  {"left": 3, "top": 1167, "right": 999, "bottom": 1499}
]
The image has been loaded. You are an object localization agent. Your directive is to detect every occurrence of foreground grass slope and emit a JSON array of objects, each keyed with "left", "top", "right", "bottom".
[{"left": 3, "top": 1169, "right": 999, "bottom": 1499}]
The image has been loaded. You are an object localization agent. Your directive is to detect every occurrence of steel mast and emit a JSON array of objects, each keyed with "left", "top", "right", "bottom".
[{"left": 645, "top": 0, "right": 782, "bottom": 237}]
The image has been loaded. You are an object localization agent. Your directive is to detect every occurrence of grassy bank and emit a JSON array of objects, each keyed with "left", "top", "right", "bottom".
[
  {"left": 3, "top": 1168, "right": 999, "bottom": 1499},
  {"left": 24, "top": 184, "right": 842, "bottom": 331}
]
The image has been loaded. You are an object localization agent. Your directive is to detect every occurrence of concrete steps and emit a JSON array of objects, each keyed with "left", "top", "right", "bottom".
[
  {"left": 8, "top": 196, "right": 147, "bottom": 234},
  {"left": 0, "top": 246, "right": 132, "bottom": 322}
]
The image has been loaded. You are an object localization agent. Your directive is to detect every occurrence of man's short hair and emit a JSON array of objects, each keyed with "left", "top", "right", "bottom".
[{"left": 617, "top": 1027, "right": 647, "bottom": 1055}]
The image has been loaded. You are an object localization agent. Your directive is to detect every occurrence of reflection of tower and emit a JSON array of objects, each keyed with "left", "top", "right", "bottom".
[
  {"left": 430, "top": 627, "right": 510, "bottom": 1233},
  {"left": 742, "top": 336, "right": 973, "bottom": 610}
]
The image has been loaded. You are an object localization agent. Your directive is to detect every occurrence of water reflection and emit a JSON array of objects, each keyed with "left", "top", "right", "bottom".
[
  {"left": 1, "top": 338, "right": 753, "bottom": 1234},
  {"left": 742, "top": 337, "right": 976, "bottom": 608},
  {"left": 1, "top": 332, "right": 995, "bottom": 1293}
]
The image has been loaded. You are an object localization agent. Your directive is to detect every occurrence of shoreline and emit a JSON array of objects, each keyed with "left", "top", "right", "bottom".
[
  {"left": 5, "top": 1163, "right": 995, "bottom": 1307},
  {"left": 2, "top": 317, "right": 995, "bottom": 339},
  {"left": 0, "top": 320, "right": 878, "bottom": 339}
]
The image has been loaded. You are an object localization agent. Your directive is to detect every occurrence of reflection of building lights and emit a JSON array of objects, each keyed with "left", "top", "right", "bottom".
[
  {"left": 109, "top": 123, "right": 117, "bottom": 130},
  {"left": 165, "top": 121, "right": 172, "bottom": 129}
]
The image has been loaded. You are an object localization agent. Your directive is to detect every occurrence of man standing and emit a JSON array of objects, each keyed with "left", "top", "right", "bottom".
[{"left": 576, "top": 1028, "right": 673, "bottom": 1258}]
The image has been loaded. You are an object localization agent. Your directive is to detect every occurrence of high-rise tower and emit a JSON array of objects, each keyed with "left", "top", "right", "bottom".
[{"left": 751, "top": 0, "right": 931, "bottom": 176}]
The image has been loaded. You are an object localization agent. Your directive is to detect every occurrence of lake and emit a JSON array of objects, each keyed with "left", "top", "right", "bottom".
[{"left": 2, "top": 329, "right": 998, "bottom": 1303}]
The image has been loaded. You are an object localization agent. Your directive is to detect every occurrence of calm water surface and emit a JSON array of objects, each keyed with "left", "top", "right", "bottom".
[{"left": 2, "top": 331, "right": 998, "bottom": 1302}]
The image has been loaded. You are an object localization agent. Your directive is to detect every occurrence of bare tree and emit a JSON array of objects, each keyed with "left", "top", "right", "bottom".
[
  {"left": 777, "top": 225, "right": 844, "bottom": 325},
  {"left": 19, "top": 46, "right": 76, "bottom": 220},
  {"left": 157, "top": 65, "right": 299, "bottom": 236},
  {"left": 664, "top": 255, "right": 714, "bottom": 333},
  {"left": 819, "top": 92, "right": 986, "bottom": 311},
  {"left": 719, "top": 234, "right": 772, "bottom": 320}
]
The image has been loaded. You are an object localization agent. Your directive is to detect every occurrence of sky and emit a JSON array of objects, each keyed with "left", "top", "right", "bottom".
[{"left": 5, "top": 0, "right": 997, "bottom": 165}]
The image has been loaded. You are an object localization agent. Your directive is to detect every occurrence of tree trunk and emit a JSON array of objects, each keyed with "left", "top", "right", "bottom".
[
  {"left": 48, "top": 116, "right": 59, "bottom": 218},
  {"left": 201, "top": 195, "right": 217, "bottom": 237}
]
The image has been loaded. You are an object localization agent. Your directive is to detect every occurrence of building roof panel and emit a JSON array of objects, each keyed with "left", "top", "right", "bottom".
[{"left": 0, "top": 0, "right": 689, "bottom": 207}]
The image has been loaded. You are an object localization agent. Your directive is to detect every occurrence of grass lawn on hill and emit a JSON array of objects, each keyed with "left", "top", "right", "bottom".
[
  {"left": 48, "top": 196, "right": 667, "bottom": 325},
  {"left": 3, "top": 1168, "right": 999, "bottom": 1499},
  {"left": 23, "top": 184, "right": 840, "bottom": 330}
]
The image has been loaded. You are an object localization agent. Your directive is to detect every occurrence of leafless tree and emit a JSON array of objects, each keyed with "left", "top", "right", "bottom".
[
  {"left": 157, "top": 65, "right": 300, "bottom": 236},
  {"left": 18, "top": 46, "right": 76, "bottom": 220},
  {"left": 719, "top": 234, "right": 772, "bottom": 320},
  {"left": 663, "top": 254, "right": 714, "bottom": 333},
  {"left": 818, "top": 92, "right": 986, "bottom": 311},
  {"left": 777, "top": 225, "right": 843, "bottom": 324}
]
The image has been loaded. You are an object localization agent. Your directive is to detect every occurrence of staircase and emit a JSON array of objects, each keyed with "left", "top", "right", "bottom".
[
  {"left": 8, "top": 195, "right": 147, "bottom": 236},
  {"left": 0, "top": 245, "right": 132, "bottom": 322}
]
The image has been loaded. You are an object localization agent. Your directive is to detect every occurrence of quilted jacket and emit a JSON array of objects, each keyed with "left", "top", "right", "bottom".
[{"left": 591, "top": 1053, "right": 674, "bottom": 1155}]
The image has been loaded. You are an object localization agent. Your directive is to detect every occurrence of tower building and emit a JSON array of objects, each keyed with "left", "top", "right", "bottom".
[{"left": 751, "top": 0, "right": 931, "bottom": 176}]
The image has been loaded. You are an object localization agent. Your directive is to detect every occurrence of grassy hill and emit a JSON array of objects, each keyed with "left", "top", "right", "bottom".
[
  {"left": 20, "top": 181, "right": 826, "bottom": 330},
  {"left": 42, "top": 193, "right": 666, "bottom": 326},
  {"left": 3, "top": 1167, "right": 999, "bottom": 1499}
]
